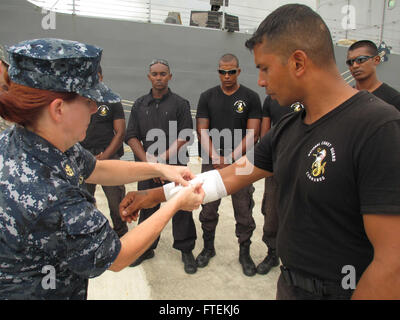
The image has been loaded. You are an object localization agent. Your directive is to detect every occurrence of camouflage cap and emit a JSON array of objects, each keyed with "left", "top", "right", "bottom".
[
  {"left": 6, "top": 38, "right": 120, "bottom": 103},
  {"left": 0, "top": 44, "right": 9, "bottom": 65}
]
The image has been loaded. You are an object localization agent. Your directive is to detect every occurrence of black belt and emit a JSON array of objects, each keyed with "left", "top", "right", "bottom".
[{"left": 280, "top": 266, "right": 352, "bottom": 297}]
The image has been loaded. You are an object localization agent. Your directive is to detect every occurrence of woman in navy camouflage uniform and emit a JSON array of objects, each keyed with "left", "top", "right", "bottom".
[{"left": 0, "top": 38, "right": 204, "bottom": 299}]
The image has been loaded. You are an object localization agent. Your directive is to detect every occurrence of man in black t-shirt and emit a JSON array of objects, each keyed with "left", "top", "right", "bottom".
[
  {"left": 347, "top": 40, "right": 400, "bottom": 111},
  {"left": 81, "top": 67, "right": 128, "bottom": 238},
  {"left": 121, "top": 4, "right": 400, "bottom": 299},
  {"left": 125, "top": 59, "right": 197, "bottom": 274},
  {"left": 196, "top": 53, "right": 262, "bottom": 277}
]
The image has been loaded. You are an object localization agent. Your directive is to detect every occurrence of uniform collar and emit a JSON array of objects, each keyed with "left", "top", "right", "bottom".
[
  {"left": 14, "top": 125, "right": 74, "bottom": 165},
  {"left": 145, "top": 88, "right": 172, "bottom": 105}
]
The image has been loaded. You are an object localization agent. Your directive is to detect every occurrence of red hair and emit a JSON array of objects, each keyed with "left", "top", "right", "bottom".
[{"left": 0, "top": 73, "right": 77, "bottom": 126}]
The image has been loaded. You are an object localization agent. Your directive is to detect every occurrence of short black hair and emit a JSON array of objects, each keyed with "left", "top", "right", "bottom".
[
  {"left": 245, "top": 4, "right": 335, "bottom": 66},
  {"left": 219, "top": 53, "right": 239, "bottom": 67},
  {"left": 348, "top": 40, "right": 378, "bottom": 56}
]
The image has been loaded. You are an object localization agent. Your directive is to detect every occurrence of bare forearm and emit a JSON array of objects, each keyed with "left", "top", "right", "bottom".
[
  {"left": 197, "top": 130, "right": 219, "bottom": 161},
  {"left": 219, "top": 156, "right": 270, "bottom": 195},
  {"left": 355, "top": 214, "right": 400, "bottom": 299},
  {"left": 260, "top": 117, "right": 271, "bottom": 138},
  {"left": 119, "top": 157, "right": 270, "bottom": 222},
  {"left": 232, "top": 130, "right": 259, "bottom": 161},
  {"left": 110, "top": 198, "right": 180, "bottom": 271},
  {"left": 352, "top": 260, "right": 400, "bottom": 299},
  {"left": 160, "top": 139, "right": 188, "bottom": 163},
  {"left": 86, "top": 160, "right": 165, "bottom": 185},
  {"left": 128, "top": 138, "right": 148, "bottom": 162},
  {"left": 101, "top": 133, "right": 124, "bottom": 159}
]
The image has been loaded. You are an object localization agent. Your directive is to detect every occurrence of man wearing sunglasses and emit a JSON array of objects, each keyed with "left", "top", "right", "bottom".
[
  {"left": 195, "top": 53, "right": 262, "bottom": 276},
  {"left": 347, "top": 40, "right": 400, "bottom": 111}
]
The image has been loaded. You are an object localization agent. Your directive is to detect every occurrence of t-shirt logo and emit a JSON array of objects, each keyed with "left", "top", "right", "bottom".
[
  {"left": 311, "top": 148, "right": 327, "bottom": 177},
  {"left": 98, "top": 105, "right": 110, "bottom": 116},
  {"left": 306, "top": 141, "right": 337, "bottom": 183},
  {"left": 290, "top": 102, "right": 304, "bottom": 112},
  {"left": 234, "top": 100, "right": 246, "bottom": 113}
]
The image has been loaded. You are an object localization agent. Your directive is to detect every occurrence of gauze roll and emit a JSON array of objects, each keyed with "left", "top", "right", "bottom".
[{"left": 163, "top": 170, "right": 227, "bottom": 204}]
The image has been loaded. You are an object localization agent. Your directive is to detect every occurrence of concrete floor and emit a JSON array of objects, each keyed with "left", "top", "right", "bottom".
[{"left": 87, "top": 158, "right": 280, "bottom": 300}]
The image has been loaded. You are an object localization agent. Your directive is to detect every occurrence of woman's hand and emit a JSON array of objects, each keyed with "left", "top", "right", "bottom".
[
  {"left": 158, "top": 164, "right": 195, "bottom": 187},
  {"left": 119, "top": 179, "right": 204, "bottom": 224},
  {"left": 172, "top": 182, "right": 205, "bottom": 212}
]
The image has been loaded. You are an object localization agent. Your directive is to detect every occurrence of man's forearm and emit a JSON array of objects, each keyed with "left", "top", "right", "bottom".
[
  {"left": 119, "top": 187, "right": 167, "bottom": 222},
  {"left": 352, "top": 260, "right": 400, "bottom": 299},
  {"left": 128, "top": 138, "right": 148, "bottom": 162},
  {"left": 101, "top": 133, "right": 124, "bottom": 159},
  {"left": 164, "top": 157, "right": 270, "bottom": 203},
  {"left": 159, "top": 139, "right": 188, "bottom": 163},
  {"left": 232, "top": 130, "right": 258, "bottom": 162},
  {"left": 197, "top": 130, "right": 219, "bottom": 161},
  {"left": 119, "top": 157, "right": 270, "bottom": 221}
]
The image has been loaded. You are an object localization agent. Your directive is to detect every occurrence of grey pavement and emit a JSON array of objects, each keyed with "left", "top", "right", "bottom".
[{"left": 87, "top": 158, "right": 280, "bottom": 300}]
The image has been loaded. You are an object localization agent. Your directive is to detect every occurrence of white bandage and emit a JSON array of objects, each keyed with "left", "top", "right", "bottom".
[{"left": 163, "top": 170, "right": 227, "bottom": 204}]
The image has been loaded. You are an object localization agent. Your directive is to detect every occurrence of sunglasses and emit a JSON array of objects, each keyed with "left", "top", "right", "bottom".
[
  {"left": 218, "top": 69, "right": 238, "bottom": 75},
  {"left": 346, "top": 55, "right": 375, "bottom": 67},
  {"left": 149, "top": 59, "right": 170, "bottom": 68}
]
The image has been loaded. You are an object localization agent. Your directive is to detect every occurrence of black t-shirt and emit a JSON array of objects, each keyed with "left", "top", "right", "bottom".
[
  {"left": 372, "top": 82, "right": 400, "bottom": 112},
  {"left": 196, "top": 85, "right": 261, "bottom": 157},
  {"left": 80, "top": 102, "right": 125, "bottom": 156},
  {"left": 125, "top": 89, "right": 193, "bottom": 165},
  {"left": 253, "top": 91, "right": 400, "bottom": 282},
  {"left": 262, "top": 95, "right": 293, "bottom": 126}
]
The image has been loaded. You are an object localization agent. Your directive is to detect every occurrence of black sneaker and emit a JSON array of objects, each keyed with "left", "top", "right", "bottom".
[
  {"left": 182, "top": 251, "right": 197, "bottom": 274},
  {"left": 129, "top": 249, "right": 155, "bottom": 267}
]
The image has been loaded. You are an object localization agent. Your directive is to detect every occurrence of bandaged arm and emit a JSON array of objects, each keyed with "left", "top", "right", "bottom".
[{"left": 163, "top": 170, "right": 227, "bottom": 204}]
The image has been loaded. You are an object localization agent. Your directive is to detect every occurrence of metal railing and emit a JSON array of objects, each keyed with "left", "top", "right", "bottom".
[{"left": 27, "top": 0, "right": 266, "bottom": 33}]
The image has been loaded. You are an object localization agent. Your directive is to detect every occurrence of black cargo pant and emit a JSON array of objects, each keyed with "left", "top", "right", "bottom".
[
  {"left": 137, "top": 178, "right": 197, "bottom": 253},
  {"left": 85, "top": 150, "right": 128, "bottom": 238},
  {"left": 199, "top": 163, "right": 256, "bottom": 245},
  {"left": 261, "top": 176, "right": 279, "bottom": 250}
]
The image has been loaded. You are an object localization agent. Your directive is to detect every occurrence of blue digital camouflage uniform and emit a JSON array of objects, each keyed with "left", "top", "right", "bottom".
[
  {"left": 7, "top": 38, "right": 120, "bottom": 104},
  {"left": 0, "top": 38, "right": 122, "bottom": 299},
  {"left": 0, "top": 126, "right": 121, "bottom": 299}
]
